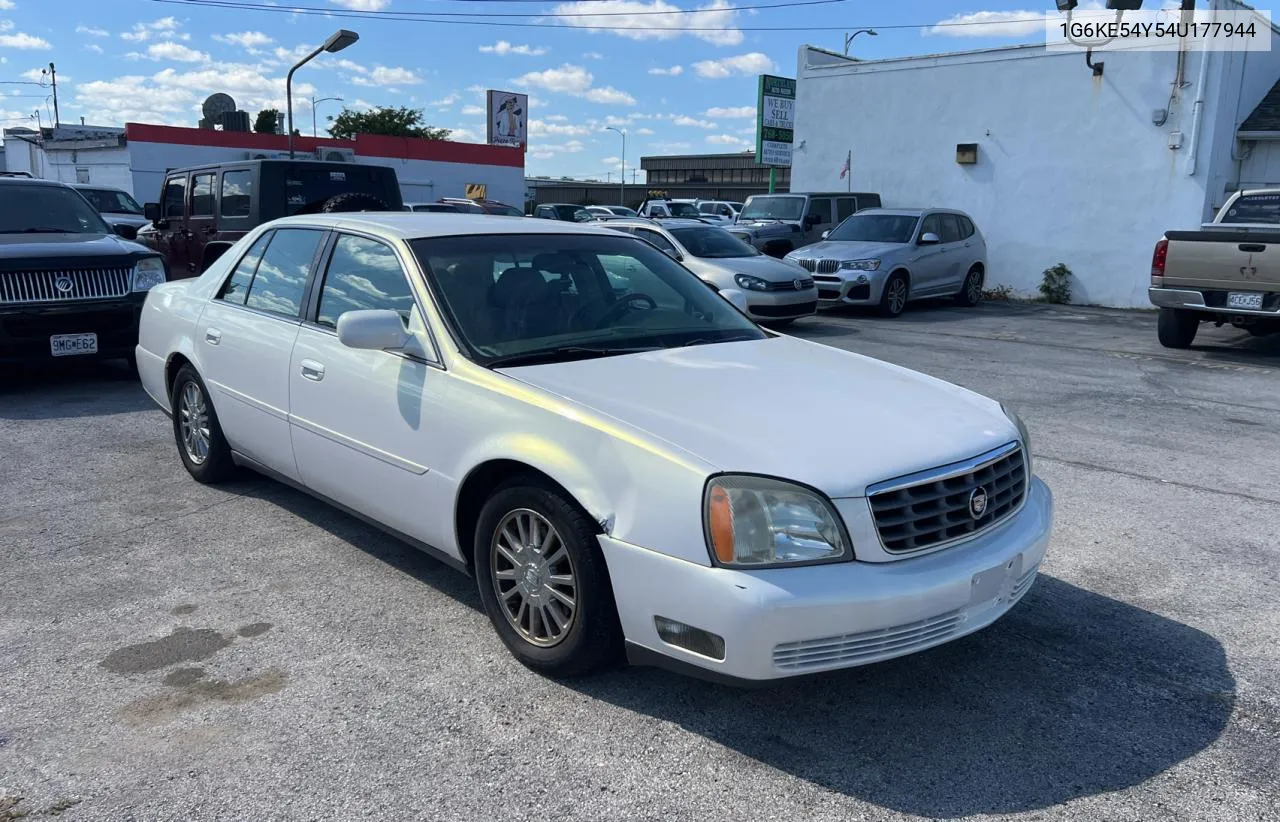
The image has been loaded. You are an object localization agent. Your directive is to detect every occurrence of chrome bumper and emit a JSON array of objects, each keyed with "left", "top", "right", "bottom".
[{"left": 1149, "top": 287, "right": 1280, "bottom": 317}]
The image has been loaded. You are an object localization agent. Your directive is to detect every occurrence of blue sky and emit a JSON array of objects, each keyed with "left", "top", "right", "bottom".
[{"left": 0, "top": 0, "right": 1068, "bottom": 178}]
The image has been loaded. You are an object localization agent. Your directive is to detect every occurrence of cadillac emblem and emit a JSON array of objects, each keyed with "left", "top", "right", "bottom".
[{"left": 968, "top": 486, "right": 989, "bottom": 519}]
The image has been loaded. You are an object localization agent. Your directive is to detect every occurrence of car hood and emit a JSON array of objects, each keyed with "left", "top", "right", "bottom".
[
  {"left": 0, "top": 232, "right": 151, "bottom": 264},
  {"left": 733, "top": 219, "right": 800, "bottom": 233},
  {"left": 791, "top": 240, "right": 908, "bottom": 260},
  {"left": 689, "top": 254, "right": 809, "bottom": 282},
  {"left": 500, "top": 336, "right": 1017, "bottom": 497},
  {"left": 100, "top": 212, "right": 151, "bottom": 229}
]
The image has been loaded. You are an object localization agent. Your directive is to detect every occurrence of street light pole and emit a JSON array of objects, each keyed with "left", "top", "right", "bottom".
[
  {"left": 311, "top": 95, "right": 344, "bottom": 137},
  {"left": 844, "top": 28, "right": 877, "bottom": 56},
  {"left": 605, "top": 126, "right": 625, "bottom": 207},
  {"left": 287, "top": 29, "right": 359, "bottom": 158}
]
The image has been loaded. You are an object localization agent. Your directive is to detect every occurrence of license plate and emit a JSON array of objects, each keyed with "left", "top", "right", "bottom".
[
  {"left": 50, "top": 333, "right": 98, "bottom": 357},
  {"left": 1227, "top": 291, "right": 1264, "bottom": 310}
]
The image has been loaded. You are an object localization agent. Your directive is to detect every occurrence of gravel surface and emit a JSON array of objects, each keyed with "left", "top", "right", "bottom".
[{"left": 1, "top": 302, "right": 1277, "bottom": 821}]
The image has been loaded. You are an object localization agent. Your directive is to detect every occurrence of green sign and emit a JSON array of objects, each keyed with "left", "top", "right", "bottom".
[{"left": 755, "top": 74, "right": 796, "bottom": 168}]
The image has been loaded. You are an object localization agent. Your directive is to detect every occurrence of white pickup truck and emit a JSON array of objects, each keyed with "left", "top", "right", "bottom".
[{"left": 1150, "top": 188, "right": 1280, "bottom": 348}]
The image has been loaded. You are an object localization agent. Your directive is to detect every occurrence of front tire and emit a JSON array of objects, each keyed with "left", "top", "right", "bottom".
[
  {"left": 878, "top": 271, "right": 910, "bottom": 318},
  {"left": 474, "top": 479, "right": 622, "bottom": 679},
  {"left": 1157, "top": 308, "right": 1199, "bottom": 348},
  {"left": 170, "top": 364, "right": 236, "bottom": 484},
  {"left": 956, "top": 267, "right": 984, "bottom": 307}
]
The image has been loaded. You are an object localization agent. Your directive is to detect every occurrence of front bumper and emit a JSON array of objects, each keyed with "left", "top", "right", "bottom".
[
  {"left": 743, "top": 288, "right": 819, "bottom": 320},
  {"left": 601, "top": 476, "right": 1053, "bottom": 684},
  {"left": 0, "top": 293, "right": 146, "bottom": 365},
  {"left": 1149, "top": 286, "right": 1280, "bottom": 316}
]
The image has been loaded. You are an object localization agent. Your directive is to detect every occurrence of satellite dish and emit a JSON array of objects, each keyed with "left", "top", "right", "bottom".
[{"left": 202, "top": 93, "right": 237, "bottom": 119}]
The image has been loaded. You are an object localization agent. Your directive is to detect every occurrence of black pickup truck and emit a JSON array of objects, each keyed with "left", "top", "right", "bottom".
[{"left": 0, "top": 177, "right": 168, "bottom": 367}]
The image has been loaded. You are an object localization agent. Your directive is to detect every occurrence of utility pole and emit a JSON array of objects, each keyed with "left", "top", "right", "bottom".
[{"left": 44, "top": 62, "right": 59, "bottom": 127}]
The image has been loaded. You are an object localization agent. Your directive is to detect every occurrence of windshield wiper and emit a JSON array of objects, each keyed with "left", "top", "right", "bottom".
[
  {"left": 488, "top": 345, "right": 660, "bottom": 368},
  {"left": 678, "top": 333, "right": 762, "bottom": 348}
]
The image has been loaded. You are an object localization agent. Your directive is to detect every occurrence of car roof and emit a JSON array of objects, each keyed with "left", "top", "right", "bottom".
[
  {"left": 69, "top": 183, "right": 127, "bottom": 192},
  {"left": 601, "top": 218, "right": 709, "bottom": 230},
  {"left": 853, "top": 207, "right": 971, "bottom": 218},
  {"left": 267, "top": 212, "right": 636, "bottom": 240},
  {"left": 0, "top": 177, "right": 68, "bottom": 187}
]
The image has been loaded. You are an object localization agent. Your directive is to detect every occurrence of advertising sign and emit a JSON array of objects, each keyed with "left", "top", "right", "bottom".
[
  {"left": 486, "top": 89, "right": 528, "bottom": 150},
  {"left": 465, "top": 183, "right": 488, "bottom": 200},
  {"left": 755, "top": 74, "right": 795, "bottom": 168}
]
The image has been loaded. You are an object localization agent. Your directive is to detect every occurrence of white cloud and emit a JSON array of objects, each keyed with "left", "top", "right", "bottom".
[
  {"left": 76, "top": 24, "right": 109, "bottom": 37},
  {"left": 479, "top": 40, "right": 547, "bottom": 56},
  {"left": 694, "top": 52, "right": 774, "bottom": 79},
  {"left": 85, "top": 43, "right": 103, "bottom": 54},
  {"left": 650, "top": 140, "right": 691, "bottom": 152},
  {"left": 543, "top": 114, "right": 567, "bottom": 122},
  {"left": 0, "top": 31, "right": 50, "bottom": 49},
  {"left": 0, "top": 1, "right": 15, "bottom": 9},
  {"left": 447, "top": 127, "right": 482, "bottom": 142},
  {"left": 707, "top": 133, "right": 750, "bottom": 147},
  {"left": 514, "top": 63, "right": 634, "bottom": 105},
  {"left": 529, "top": 118, "right": 591, "bottom": 136},
  {"left": 351, "top": 66, "right": 423, "bottom": 87},
  {"left": 18, "top": 67, "right": 59, "bottom": 82},
  {"left": 431, "top": 93, "right": 460, "bottom": 107},
  {"left": 551, "top": 0, "right": 742, "bottom": 46},
  {"left": 583, "top": 51, "right": 604, "bottom": 60},
  {"left": 461, "top": 104, "right": 485, "bottom": 115},
  {"left": 213, "top": 31, "right": 274, "bottom": 50},
  {"left": 705, "top": 105, "right": 755, "bottom": 118},
  {"left": 672, "top": 115, "right": 716, "bottom": 129},
  {"left": 328, "top": 0, "right": 390, "bottom": 9},
  {"left": 121, "top": 17, "right": 183, "bottom": 43},
  {"left": 527, "top": 139, "right": 585, "bottom": 160},
  {"left": 635, "top": 126, "right": 654, "bottom": 135},
  {"left": 647, "top": 65, "right": 683, "bottom": 76},
  {"left": 147, "top": 42, "right": 209, "bottom": 63},
  {"left": 926, "top": 9, "right": 1054, "bottom": 37}
]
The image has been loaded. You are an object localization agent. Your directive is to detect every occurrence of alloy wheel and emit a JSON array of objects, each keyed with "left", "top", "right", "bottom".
[
  {"left": 178, "top": 380, "right": 211, "bottom": 465},
  {"left": 967, "top": 271, "right": 982, "bottom": 303},
  {"left": 888, "top": 278, "right": 908, "bottom": 314},
  {"left": 490, "top": 508, "right": 577, "bottom": 648}
]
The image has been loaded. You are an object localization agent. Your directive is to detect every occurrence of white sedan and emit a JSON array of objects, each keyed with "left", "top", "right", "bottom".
[{"left": 136, "top": 213, "right": 1053, "bottom": 684}]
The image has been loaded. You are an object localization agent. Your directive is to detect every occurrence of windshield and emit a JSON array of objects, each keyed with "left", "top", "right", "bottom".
[
  {"left": 1222, "top": 193, "right": 1280, "bottom": 224},
  {"left": 78, "top": 188, "right": 143, "bottom": 215},
  {"left": 411, "top": 232, "right": 765, "bottom": 364},
  {"left": 0, "top": 185, "right": 112, "bottom": 234},
  {"left": 667, "top": 202, "right": 700, "bottom": 218},
  {"left": 670, "top": 226, "right": 760, "bottom": 258},
  {"left": 827, "top": 214, "right": 920, "bottom": 244},
  {"left": 739, "top": 196, "right": 804, "bottom": 221},
  {"left": 485, "top": 203, "right": 524, "bottom": 217}
]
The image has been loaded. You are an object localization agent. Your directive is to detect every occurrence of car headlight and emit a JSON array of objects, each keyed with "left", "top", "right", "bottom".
[
  {"left": 1001, "top": 402, "right": 1033, "bottom": 475},
  {"left": 840, "top": 259, "right": 881, "bottom": 271},
  {"left": 131, "top": 257, "right": 166, "bottom": 292},
  {"left": 734, "top": 273, "right": 769, "bottom": 291},
  {"left": 704, "top": 475, "right": 851, "bottom": 568}
]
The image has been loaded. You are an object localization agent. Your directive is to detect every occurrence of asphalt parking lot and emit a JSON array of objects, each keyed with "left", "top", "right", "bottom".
[{"left": 2, "top": 301, "right": 1278, "bottom": 821}]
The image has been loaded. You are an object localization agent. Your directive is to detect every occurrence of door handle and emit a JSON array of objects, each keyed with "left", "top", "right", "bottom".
[
  {"left": 203, "top": 226, "right": 217, "bottom": 235},
  {"left": 299, "top": 359, "right": 325, "bottom": 381},
  {"left": 205, "top": 328, "right": 222, "bottom": 345},
  {"left": 1239, "top": 243, "right": 1265, "bottom": 253}
]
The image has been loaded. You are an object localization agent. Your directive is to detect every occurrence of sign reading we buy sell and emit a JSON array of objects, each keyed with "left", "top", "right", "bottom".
[{"left": 756, "top": 74, "right": 795, "bottom": 168}]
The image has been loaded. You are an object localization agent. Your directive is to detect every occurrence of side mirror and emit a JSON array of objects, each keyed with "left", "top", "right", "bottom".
[
  {"left": 143, "top": 203, "right": 161, "bottom": 221},
  {"left": 804, "top": 214, "right": 822, "bottom": 228},
  {"left": 336, "top": 309, "right": 411, "bottom": 351},
  {"left": 113, "top": 223, "right": 138, "bottom": 240},
  {"left": 821, "top": 230, "right": 830, "bottom": 240},
  {"left": 918, "top": 232, "right": 941, "bottom": 245},
  {"left": 717, "top": 287, "right": 750, "bottom": 313},
  {"left": 703, "top": 279, "right": 720, "bottom": 292}
]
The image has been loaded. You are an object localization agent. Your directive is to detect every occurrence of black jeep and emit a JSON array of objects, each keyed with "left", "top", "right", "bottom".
[
  {"left": 139, "top": 159, "right": 402, "bottom": 277},
  {"left": 0, "top": 178, "right": 167, "bottom": 367}
]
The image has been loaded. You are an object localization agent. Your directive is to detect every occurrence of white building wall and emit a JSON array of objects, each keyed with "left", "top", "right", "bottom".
[
  {"left": 127, "top": 141, "right": 524, "bottom": 207},
  {"left": 792, "top": 39, "right": 1277, "bottom": 308}
]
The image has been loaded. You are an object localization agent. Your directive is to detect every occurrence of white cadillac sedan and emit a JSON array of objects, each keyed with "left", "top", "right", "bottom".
[{"left": 136, "top": 213, "right": 1053, "bottom": 685}]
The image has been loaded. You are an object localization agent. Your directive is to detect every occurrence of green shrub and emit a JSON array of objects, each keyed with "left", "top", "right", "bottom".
[
  {"left": 982, "top": 283, "right": 1015, "bottom": 301},
  {"left": 1039, "top": 263, "right": 1072, "bottom": 304}
]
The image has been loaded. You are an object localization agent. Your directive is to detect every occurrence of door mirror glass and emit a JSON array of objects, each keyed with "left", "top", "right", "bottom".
[
  {"left": 113, "top": 223, "right": 138, "bottom": 240},
  {"left": 919, "top": 232, "right": 941, "bottom": 245},
  {"left": 336, "top": 309, "right": 411, "bottom": 351}
]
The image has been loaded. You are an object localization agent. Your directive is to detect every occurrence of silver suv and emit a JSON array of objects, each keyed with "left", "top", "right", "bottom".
[
  {"left": 728, "top": 191, "right": 882, "bottom": 258},
  {"left": 785, "top": 208, "right": 987, "bottom": 317}
]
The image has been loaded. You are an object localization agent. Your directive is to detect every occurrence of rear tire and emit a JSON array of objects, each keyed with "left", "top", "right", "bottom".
[
  {"left": 1157, "top": 308, "right": 1199, "bottom": 349},
  {"left": 878, "top": 271, "right": 909, "bottom": 318},
  {"left": 170, "top": 365, "right": 236, "bottom": 484},
  {"left": 474, "top": 478, "right": 623, "bottom": 679},
  {"left": 956, "top": 267, "right": 984, "bottom": 307}
]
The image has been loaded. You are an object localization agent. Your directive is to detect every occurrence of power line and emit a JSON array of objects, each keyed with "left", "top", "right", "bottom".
[
  {"left": 157, "top": 0, "right": 848, "bottom": 20},
  {"left": 154, "top": 0, "right": 1048, "bottom": 32}
]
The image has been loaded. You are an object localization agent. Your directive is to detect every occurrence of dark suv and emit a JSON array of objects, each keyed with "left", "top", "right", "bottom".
[
  {"left": 1, "top": 178, "right": 167, "bottom": 366},
  {"left": 140, "top": 159, "right": 402, "bottom": 277}
]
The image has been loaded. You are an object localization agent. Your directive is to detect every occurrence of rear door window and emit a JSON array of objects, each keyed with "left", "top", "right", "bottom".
[
  {"left": 836, "top": 197, "right": 857, "bottom": 222},
  {"left": 939, "top": 214, "right": 963, "bottom": 244},
  {"left": 221, "top": 170, "right": 253, "bottom": 219},
  {"left": 245, "top": 229, "right": 325, "bottom": 318}
]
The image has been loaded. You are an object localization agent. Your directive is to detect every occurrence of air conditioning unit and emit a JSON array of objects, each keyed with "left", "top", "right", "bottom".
[
  {"left": 244, "top": 150, "right": 291, "bottom": 160},
  {"left": 315, "top": 147, "right": 356, "bottom": 163}
]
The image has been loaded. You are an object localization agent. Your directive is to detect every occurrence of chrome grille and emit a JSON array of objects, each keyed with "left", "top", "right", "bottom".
[
  {"left": 773, "top": 609, "right": 965, "bottom": 671},
  {"left": 795, "top": 258, "right": 839, "bottom": 275},
  {"left": 868, "top": 443, "right": 1027, "bottom": 553},
  {"left": 0, "top": 268, "right": 132, "bottom": 305},
  {"left": 762, "top": 277, "right": 814, "bottom": 292}
]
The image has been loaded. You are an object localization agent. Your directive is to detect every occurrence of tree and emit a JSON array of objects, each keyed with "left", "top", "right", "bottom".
[
  {"left": 253, "top": 108, "right": 280, "bottom": 134},
  {"left": 327, "top": 106, "right": 451, "bottom": 141}
]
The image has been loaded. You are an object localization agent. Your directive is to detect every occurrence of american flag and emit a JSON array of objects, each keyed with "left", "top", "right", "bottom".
[{"left": 839, "top": 150, "right": 851, "bottom": 179}]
